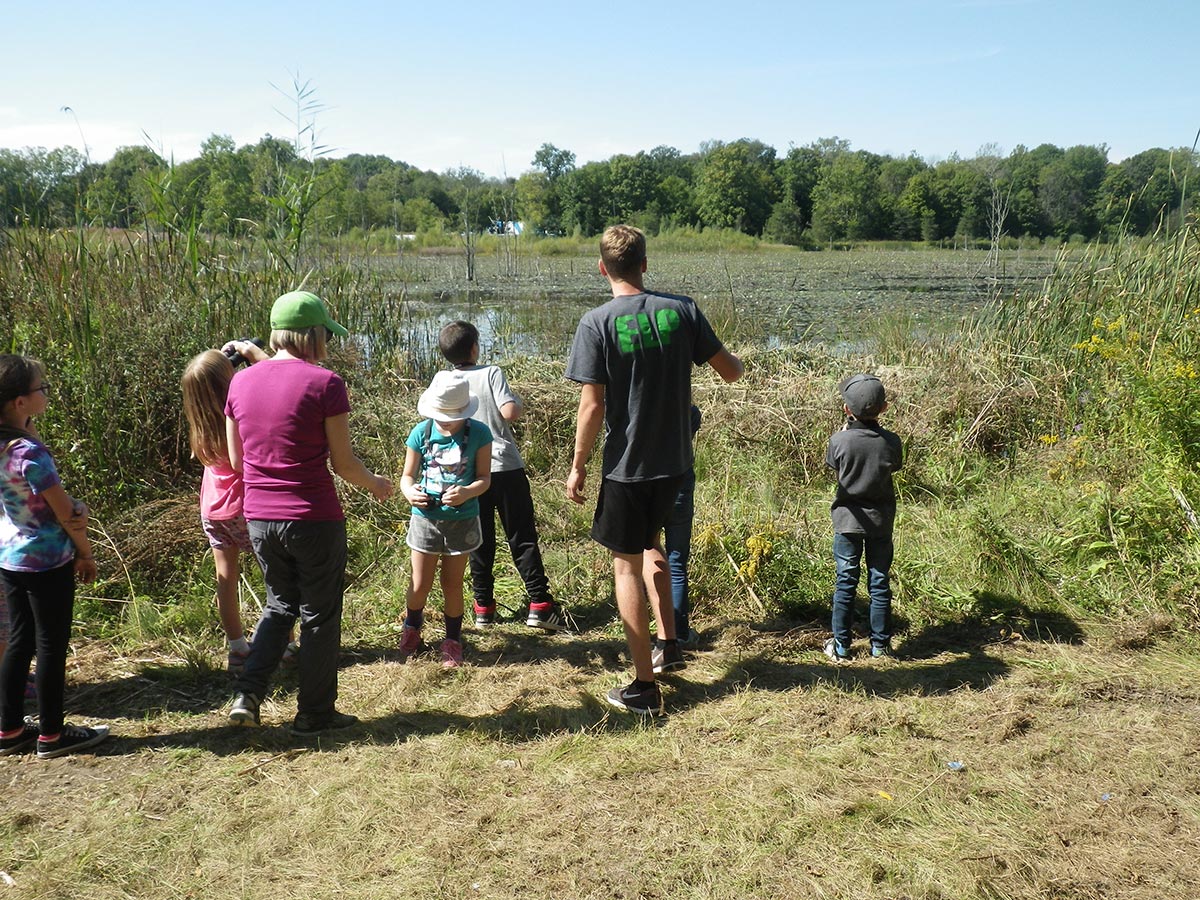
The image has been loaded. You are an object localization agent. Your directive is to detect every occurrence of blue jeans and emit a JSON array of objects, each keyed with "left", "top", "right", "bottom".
[
  {"left": 831, "top": 532, "right": 893, "bottom": 650},
  {"left": 664, "top": 469, "right": 696, "bottom": 640}
]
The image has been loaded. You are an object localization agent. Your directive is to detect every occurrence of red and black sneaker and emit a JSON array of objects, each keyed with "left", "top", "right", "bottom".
[{"left": 526, "top": 600, "right": 566, "bottom": 632}]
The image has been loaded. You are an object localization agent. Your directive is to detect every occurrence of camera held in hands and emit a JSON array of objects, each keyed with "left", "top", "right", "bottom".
[{"left": 224, "top": 337, "right": 265, "bottom": 369}]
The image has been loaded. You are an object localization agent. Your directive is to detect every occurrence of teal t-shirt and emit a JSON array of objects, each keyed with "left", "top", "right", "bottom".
[{"left": 405, "top": 418, "right": 493, "bottom": 521}]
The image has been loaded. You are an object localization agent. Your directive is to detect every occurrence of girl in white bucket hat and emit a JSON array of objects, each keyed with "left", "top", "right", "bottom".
[{"left": 398, "top": 371, "right": 493, "bottom": 668}]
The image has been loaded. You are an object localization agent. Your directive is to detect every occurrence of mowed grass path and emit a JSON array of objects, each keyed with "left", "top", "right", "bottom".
[{"left": 3, "top": 620, "right": 1199, "bottom": 900}]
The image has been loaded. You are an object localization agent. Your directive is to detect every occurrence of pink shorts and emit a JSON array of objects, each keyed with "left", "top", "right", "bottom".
[{"left": 201, "top": 515, "right": 254, "bottom": 554}]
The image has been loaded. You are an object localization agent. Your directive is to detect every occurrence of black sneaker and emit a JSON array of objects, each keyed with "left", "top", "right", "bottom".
[
  {"left": 605, "top": 681, "right": 664, "bottom": 716},
  {"left": 229, "top": 692, "right": 261, "bottom": 727},
  {"left": 526, "top": 600, "right": 566, "bottom": 632},
  {"left": 651, "top": 640, "right": 686, "bottom": 674},
  {"left": 473, "top": 603, "right": 495, "bottom": 627},
  {"left": 291, "top": 710, "right": 359, "bottom": 737},
  {"left": 36, "top": 724, "right": 110, "bottom": 759},
  {"left": 0, "top": 718, "right": 38, "bottom": 756}
]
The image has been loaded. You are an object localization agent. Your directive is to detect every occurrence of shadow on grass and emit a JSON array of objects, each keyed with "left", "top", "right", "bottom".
[
  {"left": 46, "top": 587, "right": 1083, "bottom": 757},
  {"left": 899, "top": 589, "right": 1085, "bottom": 660}
]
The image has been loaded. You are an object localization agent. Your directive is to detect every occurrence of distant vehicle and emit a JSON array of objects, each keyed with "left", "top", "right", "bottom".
[{"left": 486, "top": 220, "right": 524, "bottom": 236}]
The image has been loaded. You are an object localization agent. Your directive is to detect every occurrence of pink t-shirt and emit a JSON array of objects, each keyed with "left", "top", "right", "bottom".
[
  {"left": 224, "top": 357, "right": 352, "bottom": 521},
  {"left": 199, "top": 460, "right": 243, "bottom": 521}
]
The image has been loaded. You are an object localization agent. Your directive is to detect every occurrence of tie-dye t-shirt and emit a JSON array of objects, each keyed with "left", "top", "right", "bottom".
[{"left": 0, "top": 437, "right": 73, "bottom": 572}]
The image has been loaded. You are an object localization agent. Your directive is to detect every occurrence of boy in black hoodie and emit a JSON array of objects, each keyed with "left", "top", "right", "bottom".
[{"left": 824, "top": 374, "right": 903, "bottom": 662}]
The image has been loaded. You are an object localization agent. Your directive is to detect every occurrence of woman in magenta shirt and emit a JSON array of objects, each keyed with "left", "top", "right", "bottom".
[{"left": 223, "top": 291, "right": 392, "bottom": 736}]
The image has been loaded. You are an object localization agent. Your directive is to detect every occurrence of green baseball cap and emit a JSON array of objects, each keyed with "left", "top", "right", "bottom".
[{"left": 270, "top": 291, "right": 349, "bottom": 338}]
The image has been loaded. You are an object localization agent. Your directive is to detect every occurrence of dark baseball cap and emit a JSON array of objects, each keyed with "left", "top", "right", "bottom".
[{"left": 839, "top": 374, "right": 887, "bottom": 418}]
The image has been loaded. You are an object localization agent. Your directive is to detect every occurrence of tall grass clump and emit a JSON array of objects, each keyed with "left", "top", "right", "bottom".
[
  {"left": 978, "top": 219, "right": 1200, "bottom": 625},
  {"left": 0, "top": 227, "right": 393, "bottom": 508}
]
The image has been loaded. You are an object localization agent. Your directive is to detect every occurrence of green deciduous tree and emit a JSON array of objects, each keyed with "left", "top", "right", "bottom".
[
  {"left": 810, "top": 151, "right": 883, "bottom": 242},
  {"left": 694, "top": 139, "right": 779, "bottom": 235},
  {"left": 1039, "top": 144, "right": 1108, "bottom": 239}
]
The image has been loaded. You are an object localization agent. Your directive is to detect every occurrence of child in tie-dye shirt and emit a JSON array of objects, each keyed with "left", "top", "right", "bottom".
[{"left": 0, "top": 355, "right": 109, "bottom": 759}]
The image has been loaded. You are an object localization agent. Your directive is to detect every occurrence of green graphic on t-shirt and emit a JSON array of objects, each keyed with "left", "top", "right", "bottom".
[{"left": 615, "top": 309, "right": 681, "bottom": 353}]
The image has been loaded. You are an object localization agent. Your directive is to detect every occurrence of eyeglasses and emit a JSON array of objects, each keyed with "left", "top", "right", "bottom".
[{"left": 26, "top": 383, "right": 50, "bottom": 396}]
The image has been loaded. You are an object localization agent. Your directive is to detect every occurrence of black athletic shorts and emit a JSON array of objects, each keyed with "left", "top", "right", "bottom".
[{"left": 590, "top": 475, "right": 685, "bottom": 555}]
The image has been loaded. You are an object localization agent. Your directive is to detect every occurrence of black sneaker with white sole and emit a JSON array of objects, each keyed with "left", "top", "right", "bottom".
[
  {"left": 0, "top": 717, "right": 38, "bottom": 756},
  {"left": 651, "top": 640, "right": 686, "bottom": 674},
  {"left": 229, "top": 692, "right": 261, "bottom": 726},
  {"left": 605, "top": 681, "right": 664, "bottom": 716},
  {"left": 36, "top": 724, "right": 110, "bottom": 759}
]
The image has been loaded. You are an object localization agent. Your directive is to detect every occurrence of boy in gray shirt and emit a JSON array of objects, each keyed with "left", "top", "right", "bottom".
[
  {"left": 824, "top": 374, "right": 903, "bottom": 661},
  {"left": 439, "top": 321, "right": 564, "bottom": 631}
]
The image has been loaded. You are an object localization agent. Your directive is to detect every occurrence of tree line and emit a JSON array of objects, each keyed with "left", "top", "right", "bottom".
[{"left": 1, "top": 134, "right": 1196, "bottom": 244}]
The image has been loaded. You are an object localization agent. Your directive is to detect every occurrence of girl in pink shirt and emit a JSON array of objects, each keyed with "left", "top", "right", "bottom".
[{"left": 182, "top": 350, "right": 257, "bottom": 674}]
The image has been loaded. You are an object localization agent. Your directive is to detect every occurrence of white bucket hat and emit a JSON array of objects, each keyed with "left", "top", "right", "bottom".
[{"left": 417, "top": 371, "right": 479, "bottom": 421}]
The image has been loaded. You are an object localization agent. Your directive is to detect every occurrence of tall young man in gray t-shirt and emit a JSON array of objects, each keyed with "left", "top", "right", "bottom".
[{"left": 566, "top": 225, "right": 743, "bottom": 715}]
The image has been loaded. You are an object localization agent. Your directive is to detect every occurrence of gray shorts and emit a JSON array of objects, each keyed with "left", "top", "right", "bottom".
[{"left": 406, "top": 515, "right": 482, "bottom": 556}]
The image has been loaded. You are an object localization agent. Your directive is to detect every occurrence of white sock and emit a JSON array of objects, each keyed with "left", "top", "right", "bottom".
[{"left": 227, "top": 636, "right": 250, "bottom": 654}]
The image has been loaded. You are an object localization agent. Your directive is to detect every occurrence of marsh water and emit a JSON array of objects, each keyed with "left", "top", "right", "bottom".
[{"left": 363, "top": 248, "right": 1056, "bottom": 365}]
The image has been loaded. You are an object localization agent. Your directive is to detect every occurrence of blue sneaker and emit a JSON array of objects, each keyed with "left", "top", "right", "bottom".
[
  {"left": 870, "top": 643, "right": 893, "bottom": 659},
  {"left": 823, "top": 638, "right": 851, "bottom": 663}
]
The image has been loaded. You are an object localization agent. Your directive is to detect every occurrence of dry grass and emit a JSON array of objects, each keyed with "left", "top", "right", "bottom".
[{"left": 3, "top": 624, "right": 1199, "bottom": 899}]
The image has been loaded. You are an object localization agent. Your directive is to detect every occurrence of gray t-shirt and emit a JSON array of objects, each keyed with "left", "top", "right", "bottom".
[
  {"left": 566, "top": 290, "right": 723, "bottom": 482},
  {"left": 825, "top": 418, "right": 904, "bottom": 535},
  {"left": 455, "top": 364, "right": 523, "bottom": 472}
]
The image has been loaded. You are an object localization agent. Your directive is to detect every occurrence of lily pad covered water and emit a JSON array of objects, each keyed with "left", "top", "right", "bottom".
[{"left": 365, "top": 248, "right": 1056, "bottom": 365}]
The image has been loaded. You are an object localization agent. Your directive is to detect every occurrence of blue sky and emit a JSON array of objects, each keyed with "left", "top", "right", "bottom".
[{"left": 4, "top": 0, "right": 1196, "bottom": 175}]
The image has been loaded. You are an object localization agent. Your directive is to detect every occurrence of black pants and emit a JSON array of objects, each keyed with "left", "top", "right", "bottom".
[
  {"left": 239, "top": 519, "right": 347, "bottom": 718},
  {"left": 1, "top": 563, "right": 74, "bottom": 736},
  {"left": 470, "top": 469, "right": 552, "bottom": 606}
]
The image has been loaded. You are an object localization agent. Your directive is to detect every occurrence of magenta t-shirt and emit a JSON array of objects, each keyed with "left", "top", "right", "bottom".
[{"left": 224, "top": 358, "right": 351, "bottom": 521}]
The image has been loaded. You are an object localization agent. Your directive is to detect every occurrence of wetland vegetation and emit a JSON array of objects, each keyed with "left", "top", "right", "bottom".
[{"left": 2, "top": 206, "right": 1200, "bottom": 896}]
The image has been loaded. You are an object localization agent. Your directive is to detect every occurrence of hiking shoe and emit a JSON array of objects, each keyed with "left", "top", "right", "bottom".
[
  {"left": 605, "top": 681, "right": 664, "bottom": 717},
  {"left": 229, "top": 692, "right": 261, "bottom": 727},
  {"left": 36, "top": 724, "right": 110, "bottom": 759},
  {"left": 651, "top": 640, "right": 686, "bottom": 674},
  {"left": 0, "top": 718, "right": 38, "bottom": 756},
  {"left": 870, "top": 643, "right": 893, "bottom": 659},
  {"left": 526, "top": 600, "right": 566, "bottom": 632},
  {"left": 227, "top": 645, "right": 250, "bottom": 677},
  {"left": 399, "top": 624, "right": 422, "bottom": 661},
  {"left": 677, "top": 628, "right": 701, "bottom": 649},
  {"left": 473, "top": 603, "right": 495, "bottom": 627},
  {"left": 440, "top": 638, "right": 464, "bottom": 669},
  {"left": 290, "top": 710, "right": 359, "bottom": 737},
  {"left": 823, "top": 638, "right": 851, "bottom": 663}
]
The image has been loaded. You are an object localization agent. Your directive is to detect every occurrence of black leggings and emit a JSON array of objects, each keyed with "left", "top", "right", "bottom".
[{"left": 0, "top": 563, "right": 74, "bottom": 736}]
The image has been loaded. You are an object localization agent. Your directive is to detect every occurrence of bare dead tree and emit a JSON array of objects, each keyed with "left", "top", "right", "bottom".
[
  {"left": 495, "top": 163, "right": 519, "bottom": 278},
  {"left": 975, "top": 144, "right": 1014, "bottom": 280},
  {"left": 451, "top": 167, "right": 481, "bottom": 282}
]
